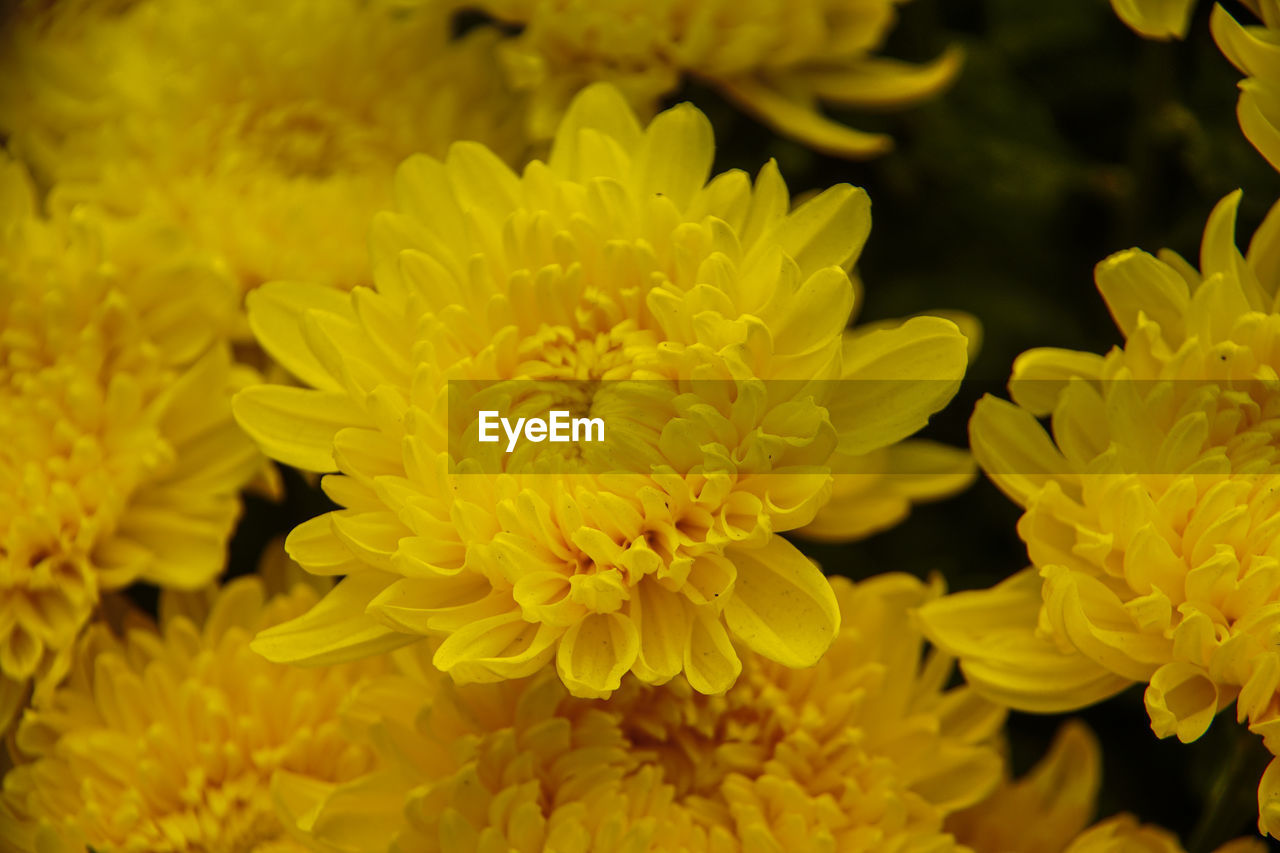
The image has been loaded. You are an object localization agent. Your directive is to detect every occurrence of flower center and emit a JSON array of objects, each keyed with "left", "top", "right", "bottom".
[{"left": 238, "top": 101, "right": 356, "bottom": 180}]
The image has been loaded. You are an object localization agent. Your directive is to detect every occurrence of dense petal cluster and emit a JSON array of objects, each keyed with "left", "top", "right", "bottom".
[
  {"left": 470, "top": 0, "right": 962, "bottom": 157},
  {"left": 918, "top": 191, "right": 1280, "bottom": 836},
  {"left": 234, "top": 83, "right": 970, "bottom": 699},
  {"left": 275, "top": 574, "right": 1006, "bottom": 853},
  {"left": 0, "top": 156, "right": 256, "bottom": 731},
  {"left": 1214, "top": 1, "right": 1280, "bottom": 174},
  {"left": 0, "top": 573, "right": 390, "bottom": 853},
  {"left": 0, "top": 0, "right": 526, "bottom": 318}
]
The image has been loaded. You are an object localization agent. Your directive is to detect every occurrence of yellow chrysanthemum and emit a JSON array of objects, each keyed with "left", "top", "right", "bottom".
[
  {"left": 1109, "top": 0, "right": 1199, "bottom": 39},
  {"left": 0, "top": 573, "right": 391, "bottom": 853},
  {"left": 272, "top": 573, "right": 1006, "bottom": 853},
  {"left": 952, "top": 719, "right": 1264, "bottom": 853},
  {"left": 0, "top": 0, "right": 525, "bottom": 321},
  {"left": 234, "top": 82, "right": 971, "bottom": 699},
  {"left": 1052, "top": 818, "right": 1262, "bottom": 853},
  {"left": 916, "top": 190, "right": 1280, "bottom": 836},
  {"left": 1213, "top": 2, "right": 1280, "bottom": 175},
  {"left": 469, "top": 0, "right": 963, "bottom": 158},
  {"left": 0, "top": 156, "right": 257, "bottom": 732},
  {"left": 949, "top": 721, "right": 1101, "bottom": 853}
]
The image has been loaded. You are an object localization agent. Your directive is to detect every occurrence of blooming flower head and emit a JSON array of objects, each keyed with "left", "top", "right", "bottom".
[
  {"left": 234, "top": 82, "right": 971, "bottom": 699},
  {"left": 271, "top": 574, "right": 1006, "bottom": 852},
  {"left": 0, "top": 156, "right": 256, "bottom": 732},
  {"left": 0, "top": 0, "right": 526, "bottom": 322},
  {"left": 468, "top": 0, "right": 962, "bottom": 157},
  {"left": 1213, "top": 2, "right": 1280, "bottom": 174},
  {"left": 0, "top": 573, "right": 391, "bottom": 853},
  {"left": 917, "top": 190, "right": 1280, "bottom": 836},
  {"left": 1109, "top": 0, "right": 1199, "bottom": 39}
]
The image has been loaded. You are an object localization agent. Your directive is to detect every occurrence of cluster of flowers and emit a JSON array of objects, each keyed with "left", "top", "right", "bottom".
[{"left": 0, "top": 0, "right": 1278, "bottom": 850}]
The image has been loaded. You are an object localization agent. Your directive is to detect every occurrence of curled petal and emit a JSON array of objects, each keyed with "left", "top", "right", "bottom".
[
  {"left": 918, "top": 568, "right": 1131, "bottom": 713},
  {"left": 251, "top": 572, "right": 414, "bottom": 666}
]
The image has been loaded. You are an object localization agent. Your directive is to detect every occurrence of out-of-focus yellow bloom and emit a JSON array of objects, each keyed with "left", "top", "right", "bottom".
[
  {"left": 917, "top": 191, "right": 1280, "bottom": 837},
  {"left": 1055, "top": 817, "right": 1263, "bottom": 853},
  {"left": 0, "top": 574, "right": 391, "bottom": 853},
  {"left": 273, "top": 574, "right": 1005, "bottom": 853},
  {"left": 0, "top": 156, "right": 256, "bottom": 733},
  {"left": 1213, "top": 2, "right": 1280, "bottom": 174},
  {"left": 234, "top": 83, "right": 971, "bottom": 699},
  {"left": 470, "top": 0, "right": 963, "bottom": 158},
  {"left": 1109, "top": 0, "right": 1199, "bottom": 39},
  {"left": 952, "top": 719, "right": 1264, "bottom": 853},
  {"left": 950, "top": 721, "right": 1101, "bottom": 853},
  {"left": 0, "top": 0, "right": 525, "bottom": 327}
]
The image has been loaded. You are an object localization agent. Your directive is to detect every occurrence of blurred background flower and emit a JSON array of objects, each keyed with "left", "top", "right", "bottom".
[
  {"left": 0, "top": 567, "right": 391, "bottom": 853},
  {"left": 0, "top": 155, "right": 257, "bottom": 735},
  {"left": 466, "top": 0, "right": 962, "bottom": 157},
  {"left": 0, "top": 0, "right": 527, "bottom": 339}
]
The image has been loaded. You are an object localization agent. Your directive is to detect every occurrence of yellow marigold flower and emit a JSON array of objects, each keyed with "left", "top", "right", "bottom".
[
  {"left": 0, "top": 574, "right": 390, "bottom": 853},
  {"left": 1213, "top": 2, "right": 1280, "bottom": 174},
  {"left": 917, "top": 190, "right": 1280, "bottom": 836},
  {"left": 272, "top": 573, "right": 1006, "bottom": 852},
  {"left": 234, "top": 83, "right": 971, "bottom": 699},
  {"left": 469, "top": 0, "right": 963, "bottom": 158},
  {"left": 0, "top": 156, "right": 257, "bottom": 732},
  {"left": 1109, "top": 0, "right": 1199, "bottom": 39},
  {"left": 0, "top": 0, "right": 525, "bottom": 318}
]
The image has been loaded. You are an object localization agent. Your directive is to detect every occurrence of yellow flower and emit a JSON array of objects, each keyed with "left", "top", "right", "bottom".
[
  {"left": 470, "top": 0, "right": 963, "bottom": 157},
  {"left": 1109, "top": 0, "right": 1199, "bottom": 39},
  {"left": 949, "top": 721, "right": 1101, "bottom": 853},
  {"left": 0, "top": 574, "right": 390, "bottom": 853},
  {"left": 234, "top": 83, "right": 971, "bottom": 699},
  {"left": 952, "top": 720, "right": 1264, "bottom": 853},
  {"left": 0, "top": 0, "right": 525, "bottom": 322},
  {"left": 917, "top": 190, "right": 1280, "bottom": 836},
  {"left": 273, "top": 574, "right": 1006, "bottom": 853},
  {"left": 1213, "top": 2, "right": 1280, "bottom": 174},
  {"left": 0, "top": 156, "right": 257, "bottom": 733},
  {"left": 1053, "top": 818, "right": 1262, "bottom": 853}
]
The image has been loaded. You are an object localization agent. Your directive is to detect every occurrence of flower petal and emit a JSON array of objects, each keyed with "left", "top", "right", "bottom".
[
  {"left": 233, "top": 386, "right": 363, "bottom": 471},
  {"left": 723, "top": 537, "right": 838, "bottom": 669},
  {"left": 917, "top": 568, "right": 1131, "bottom": 713},
  {"left": 251, "top": 572, "right": 414, "bottom": 666},
  {"left": 833, "top": 316, "right": 968, "bottom": 456},
  {"left": 629, "top": 579, "right": 690, "bottom": 685},
  {"left": 434, "top": 610, "right": 561, "bottom": 683},
  {"left": 969, "top": 394, "right": 1073, "bottom": 508},
  {"left": 555, "top": 611, "right": 639, "bottom": 699},
  {"left": 246, "top": 282, "right": 352, "bottom": 391},
  {"left": 683, "top": 606, "right": 741, "bottom": 695}
]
